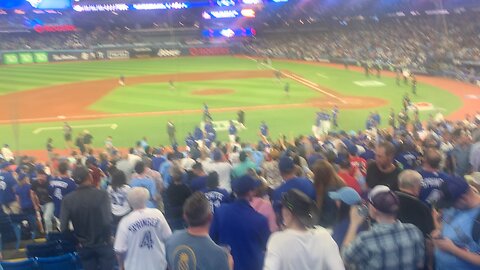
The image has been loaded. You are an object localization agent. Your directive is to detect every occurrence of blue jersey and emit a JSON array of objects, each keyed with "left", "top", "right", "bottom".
[
  {"left": 14, "top": 183, "right": 34, "bottom": 210},
  {"left": 205, "top": 123, "right": 214, "bottom": 133},
  {"left": 130, "top": 177, "right": 157, "bottom": 208},
  {"left": 0, "top": 171, "right": 17, "bottom": 205},
  {"left": 260, "top": 124, "right": 268, "bottom": 137},
  {"left": 372, "top": 113, "right": 381, "bottom": 125},
  {"left": 418, "top": 169, "right": 453, "bottom": 206},
  {"left": 194, "top": 127, "right": 204, "bottom": 140},
  {"left": 185, "top": 135, "right": 195, "bottom": 148},
  {"left": 228, "top": 124, "right": 237, "bottom": 135},
  {"left": 395, "top": 151, "right": 419, "bottom": 170},
  {"left": 201, "top": 187, "right": 230, "bottom": 213},
  {"left": 49, "top": 176, "right": 77, "bottom": 217}
]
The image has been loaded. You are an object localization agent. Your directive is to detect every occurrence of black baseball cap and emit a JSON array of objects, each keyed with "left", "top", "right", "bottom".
[{"left": 281, "top": 189, "right": 318, "bottom": 228}]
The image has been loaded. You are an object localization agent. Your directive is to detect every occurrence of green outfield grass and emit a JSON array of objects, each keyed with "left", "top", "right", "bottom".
[
  {"left": 0, "top": 56, "right": 463, "bottom": 151},
  {"left": 90, "top": 78, "right": 317, "bottom": 113}
]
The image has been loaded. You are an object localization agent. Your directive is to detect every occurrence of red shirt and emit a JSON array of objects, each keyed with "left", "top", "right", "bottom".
[
  {"left": 349, "top": 156, "right": 367, "bottom": 177},
  {"left": 338, "top": 171, "right": 362, "bottom": 194},
  {"left": 89, "top": 166, "right": 103, "bottom": 188}
]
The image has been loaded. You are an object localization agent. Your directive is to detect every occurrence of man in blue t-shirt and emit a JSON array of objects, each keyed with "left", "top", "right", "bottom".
[
  {"left": 433, "top": 178, "right": 480, "bottom": 270},
  {"left": 166, "top": 192, "right": 231, "bottom": 270},
  {"left": 0, "top": 162, "right": 20, "bottom": 214},
  {"left": 131, "top": 161, "right": 157, "bottom": 208},
  {"left": 417, "top": 148, "right": 454, "bottom": 206},
  {"left": 272, "top": 156, "right": 316, "bottom": 215},
  {"left": 48, "top": 161, "right": 77, "bottom": 218},
  {"left": 210, "top": 175, "right": 270, "bottom": 270}
]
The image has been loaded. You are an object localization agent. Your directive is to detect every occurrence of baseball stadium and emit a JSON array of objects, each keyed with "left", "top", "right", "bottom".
[{"left": 0, "top": 0, "right": 479, "bottom": 269}]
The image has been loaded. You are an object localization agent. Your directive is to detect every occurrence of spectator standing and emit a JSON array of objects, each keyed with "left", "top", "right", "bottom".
[
  {"left": 61, "top": 166, "right": 114, "bottom": 270},
  {"left": 261, "top": 149, "right": 283, "bottom": 189},
  {"left": 342, "top": 185, "right": 425, "bottom": 270},
  {"left": 86, "top": 157, "right": 105, "bottom": 189},
  {"left": 432, "top": 177, "right": 480, "bottom": 269},
  {"left": 49, "top": 161, "right": 77, "bottom": 225},
  {"left": 366, "top": 141, "right": 402, "bottom": 190},
  {"left": 204, "top": 149, "right": 233, "bottom": 192},
  {"left": 165, "top": 164, "right": 192, "bottom": 230},
  {"left": 337, "top": 159, "right": 362, "bottom": 193},
  {"left": 418, "top": 148, "right": 455, "bottom": 206},
  {"left": 232, "top": 151, "right": 256, "bottom": 179},
  {"left": 201, "top": 172, "right": 230, "bottom": 212},
  {"left": 130, "top": 161, "right": 157, "bottom": 208},
  {"left": 470, "top": 130, "right": 480, "bottom": 172},
  {"left": 210, "top": 175, "right": 271, "bottom": 270},
  {"left": 450, "top": 129, "right": 472, "bottom": 177},
  {"left": 272, "top": 156, "right": 316, "bottom": 215},
  {"left": 312, "top": 160, "right": 346, "bottom": 227},
  {"left": 264, "top": 189, "right": 345, "bottom": 270},
  {"left": 251, "top": 182, "right": 278, "bottom": 232},
  {"left": 396, "top": 170, "right": 435, "bottom": 270},
  {"left": 189, "top": 162, "right": 208, "bottom": 192},
  {"left": 166, "top": 192, "right": 232, "bottom": 270},
  {"left": 31, "top": 167, "right": 54, "bottom": 233},
  {"left": 116, "top": 153, "right": 134, "bottom": 182},
  {"left": 107, "top": 170, "right": 131, "bottom": 234},
  {"left": 83, "top": 130, "right": 94, "bottom": 153},
  {"left": 114, "top": 187, "right": 172, "bottom": 270},
  {"left": 14, "top": 174, "right": 39, "bottom": 239},
  {"left": 0, "top": 162, "right": 20, "bottom": 214}
]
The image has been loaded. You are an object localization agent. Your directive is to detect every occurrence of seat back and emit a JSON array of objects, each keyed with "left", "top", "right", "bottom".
[
  {"left": 1, "top": 258, "right": 37, "bottom": 270},
  {"left": 36, "top": 253, "right": 78, "bottom": 270},
  {"left": 26, "top": 241, "right": 62, "bottom": 258}
]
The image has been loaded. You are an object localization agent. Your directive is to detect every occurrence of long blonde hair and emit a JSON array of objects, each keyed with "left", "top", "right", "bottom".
[{"left": 312, "top": 160, "right": 345, "bottom": 210}]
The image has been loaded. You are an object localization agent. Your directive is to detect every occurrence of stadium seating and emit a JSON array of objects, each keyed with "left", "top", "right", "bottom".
[
  {"left": 36, "top": 253, "right": 78, "bottom": 270},
  {"left": 26, "top": 241, "right": 63, "bottom": 258},
  {"left": 0, "top": 258, "right": 37, "bottom": 270}
]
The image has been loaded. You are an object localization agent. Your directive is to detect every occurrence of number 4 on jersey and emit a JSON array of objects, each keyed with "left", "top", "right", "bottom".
[{"left": 140, "top": 231, "right": 153, "bottom": 250}]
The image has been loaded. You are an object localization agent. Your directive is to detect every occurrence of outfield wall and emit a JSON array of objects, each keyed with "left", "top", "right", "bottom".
[{"left": 0, "top": 45, "right": 240, "bottom": 65}]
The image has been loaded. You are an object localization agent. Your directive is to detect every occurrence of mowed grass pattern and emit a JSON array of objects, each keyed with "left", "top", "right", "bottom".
[
  {"left": 89, "top": 78, "right": 318, "bottom": 113},
  {"left": 0, "top": 56, "right": 463, "bottom": 150}
]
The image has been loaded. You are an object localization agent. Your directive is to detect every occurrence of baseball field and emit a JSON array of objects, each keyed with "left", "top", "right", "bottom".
[{"left": 0, "top": 56, "right": 477, "bottom": 155}]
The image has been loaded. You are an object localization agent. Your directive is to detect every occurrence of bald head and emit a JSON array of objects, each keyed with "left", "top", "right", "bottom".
[
  {"left": 398, "top": 170, "right": 423, "bottom": 196},
  {"left": 127, "top": 187, "right": 150, "bottom": 210}
]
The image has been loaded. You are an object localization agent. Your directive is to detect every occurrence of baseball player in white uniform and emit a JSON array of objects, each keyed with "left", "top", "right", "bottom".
[{"left": 114, "top": 187, "right": 172, "bottom": 270}]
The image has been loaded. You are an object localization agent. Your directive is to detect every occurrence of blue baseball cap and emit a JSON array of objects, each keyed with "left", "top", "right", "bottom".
[
  {"left": 329, "top": 187, "right": 362, "bottom": 205},
  {"left": 232, "top": 175, "right": 261, "bottom": 196},
  {"left": 437, "top": 176, "right": 470, "bottom": 208},
  {"left": 213, "top": 149, "right": 223, "bottom": 161},
  {"left": 278, "top": 156, "right": 295, "bottom": 174},
  {"left": 0, "top": 162, "right": 10, "bottom": 170}
]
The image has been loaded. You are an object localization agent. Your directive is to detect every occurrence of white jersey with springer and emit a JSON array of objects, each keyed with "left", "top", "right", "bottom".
[{"left": 114, "top": 208, "right": 172, "bottom": 270}]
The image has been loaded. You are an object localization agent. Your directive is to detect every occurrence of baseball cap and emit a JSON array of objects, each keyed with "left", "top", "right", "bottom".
[
  {"left": 329, "top": 187, "right": 362, "bottom": 206},
  {"left": 212, "top": 149, "right": 223, "bottom": 162},
  {"left": 278, "top": 156, "right": 295, "bottom": 174},
  {"left": 368, "top": 185, "right": 400, "bottom": 215},
  {"left": 35, "top": 164, "right": 47, "bottom": 175},
  {"left": 0, "top": 162, "right": 11, "bottom": 170},
  {"left": 17, "top": 173, "right": 27, "bottom": 181},
  {"left": 281, "top": 189, "right": 318, "bottom": 228},
  {"left": 436, "top": 176, "right": 470, "bottom": 208},
  {"left": 232, "top": 175, "right": 261, "bottom": 196}
]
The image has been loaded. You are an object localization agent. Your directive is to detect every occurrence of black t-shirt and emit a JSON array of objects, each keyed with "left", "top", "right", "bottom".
[
  {"left": 31, "top": 179, "right": 53, "bottom": 205},
  {"left": 166, "top": 183, "right": 192, "bottom": 219},
  {"left": 396, "top": 191, "right": 434, "bottom": 237},
  {"left": 366, "top": 162, "right": 401, "bottom": 191}
]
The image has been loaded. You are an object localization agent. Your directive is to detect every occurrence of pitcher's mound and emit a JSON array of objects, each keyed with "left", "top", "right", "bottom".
[{"left": 192, "top": 89, "right": 235, "bottom": 96}]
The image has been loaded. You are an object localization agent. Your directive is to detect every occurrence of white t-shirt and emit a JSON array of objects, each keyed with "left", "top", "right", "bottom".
[
  {"left": 114, "top": 208, "right": 172, "bottom": 270},
  {"left": 107, "top": 185, "right": 131, "bottom": 217},
  {"left": 204, "top": 162, "right": 233, "bottom": 192},
  {"left": 263, "top": 228, "right": 345, "bottom": 270}
]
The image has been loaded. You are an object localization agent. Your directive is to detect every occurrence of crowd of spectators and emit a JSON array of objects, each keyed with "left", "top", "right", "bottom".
[{"left": 0, "top": 105, "right": 479, "bottom": 269}]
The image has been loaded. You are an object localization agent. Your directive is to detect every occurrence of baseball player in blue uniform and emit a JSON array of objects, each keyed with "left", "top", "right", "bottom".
[
  {"left": 228, "top": 120, "right": 237, "bottom": 143},
  {"left": 260, "top": 121, "right": 269, "bottom": 139}
]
